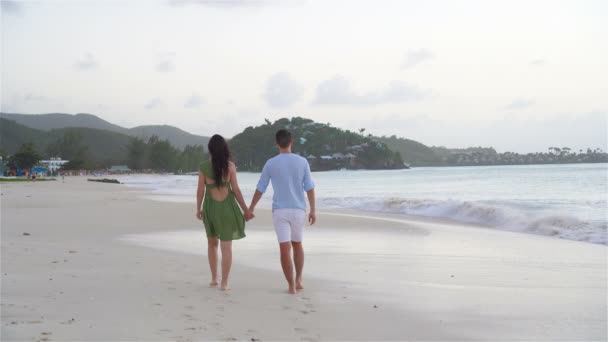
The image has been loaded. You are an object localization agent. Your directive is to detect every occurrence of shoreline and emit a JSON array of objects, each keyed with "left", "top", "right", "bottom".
[{"left": 2, "top": 178, "right": 606, "bottom": 340}]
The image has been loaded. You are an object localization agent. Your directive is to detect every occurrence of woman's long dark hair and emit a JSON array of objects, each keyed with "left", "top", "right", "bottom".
[{"left": 207, "top": 134, "right": 231, "bottom": 188}]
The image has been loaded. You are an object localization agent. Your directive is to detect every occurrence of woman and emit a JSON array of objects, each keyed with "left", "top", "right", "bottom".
[{"left": 196, "top": 134, "right": 251, "bottom": 291}]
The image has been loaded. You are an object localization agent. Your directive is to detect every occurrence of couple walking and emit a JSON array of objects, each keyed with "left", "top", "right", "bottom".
[{"left": 196, "top": 129, "right": 316, "bottom": 293}]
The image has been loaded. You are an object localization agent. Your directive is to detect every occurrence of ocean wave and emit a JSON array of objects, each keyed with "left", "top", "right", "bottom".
[{"left": 319, "top": 197, "right": 607, "bottom": 245}]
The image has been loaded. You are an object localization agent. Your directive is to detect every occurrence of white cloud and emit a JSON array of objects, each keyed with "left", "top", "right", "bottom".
[
  {"left": 314, "top": 76, "right": 426, "bottom": 106},
  {"left": 74, "top": 53, "right": 98, "bottom": 70},
  {"left": 168, "top": 0, "right": 271, "bottom": 8},
  {"left": 1, "top": 1, "right": 24, "bottom": 15},
  {"left": 263, "top": 72, "right": 303, "bottom": 108},
  {"left": 503, "top": 98, "right": 536, "bottom": 110},
  {"left": 529, "top": 59, "right": 546, "bottom": 67},
  {"left": 403, "top": 49, "right": 433, "bottom": 68},
  {"left": 144, "top": 98, "right": 165, "bottom": 110},
  {"left": 184, "top": 94, "right": 204, "bottom": 109},
  {"left": 156, "top": 53, "right": 175, "bottom": 73}
]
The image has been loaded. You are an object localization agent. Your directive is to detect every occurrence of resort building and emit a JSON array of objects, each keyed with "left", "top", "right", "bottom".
[{"left": 39, "top": 157, "right": 69, "bottom": 174}]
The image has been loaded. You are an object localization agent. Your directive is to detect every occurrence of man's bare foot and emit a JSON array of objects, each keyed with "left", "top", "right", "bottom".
[
  {"left": 296, "top": 282, "right": 304, "bottom": 291},
  {"left": 287, "top": 287, "right": 297, "bottom": 294},
  {"left": 220, "top": 280, "right": 229, "bottom": 291},
  {"left": 209, "top": 281, "right": 218, "bottom": 287}
]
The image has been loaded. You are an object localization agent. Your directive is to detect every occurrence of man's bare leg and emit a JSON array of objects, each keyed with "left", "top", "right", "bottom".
[
  {"left": 292, "top": 241, "right": 304, "bottom": 291},
  {"left": 279, "top": 242, "right": 296, "bottom": 294},
  {"left": 207, "top": 237, "right": 219, "bottom": 287},
  {"left": 220, "top": 240, "right": 232, "bottom": 291}
]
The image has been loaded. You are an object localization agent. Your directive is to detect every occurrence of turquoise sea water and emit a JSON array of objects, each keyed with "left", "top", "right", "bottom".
[{"left": 118, "top": 163, "right": 607, "bottom": 244}]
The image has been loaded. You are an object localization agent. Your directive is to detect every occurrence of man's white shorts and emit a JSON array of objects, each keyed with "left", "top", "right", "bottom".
[{"left": 272, "top": 208, "right": 306, "bottom": 243}]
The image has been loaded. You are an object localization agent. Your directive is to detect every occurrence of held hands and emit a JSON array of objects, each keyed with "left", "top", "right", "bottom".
[
  {"left": 196, "top": 211, "right": 202, "bottom": 220},
  {"left": 244, "top": 209, "right": 255, "bottom": 222}
]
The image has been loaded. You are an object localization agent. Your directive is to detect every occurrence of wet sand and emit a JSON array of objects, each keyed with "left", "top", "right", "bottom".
[{"left": 1, "top": 177, "right": 606, "bottom": 341}]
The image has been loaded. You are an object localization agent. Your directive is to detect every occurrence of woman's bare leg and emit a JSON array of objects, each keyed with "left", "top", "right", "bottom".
[
  {"left": 207, "top": 237, "right": 219, "bottom": 286},
  {"left": 220, "top": 240, "right": 232, "bottom": 291}
]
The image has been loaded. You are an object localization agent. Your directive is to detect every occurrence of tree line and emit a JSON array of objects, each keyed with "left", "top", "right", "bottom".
[
  {"left": 1, "top": 131, "right": 208, "bottom": 173},
  {"left": 126, "top": 136, "right": 207, "bottom": 173}
]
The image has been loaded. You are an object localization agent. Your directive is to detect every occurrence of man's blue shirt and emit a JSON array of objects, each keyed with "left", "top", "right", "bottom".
[{"left": 256, "top": 153, "right": 315, "bottom": 211}]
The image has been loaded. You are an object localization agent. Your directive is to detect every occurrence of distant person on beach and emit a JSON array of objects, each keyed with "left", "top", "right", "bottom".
[
  {"left": 196, "top": 134, "right": 253, "bottom": 291},
  {"left": 249, "top": 129, "right": 316, "bottom": 294}
]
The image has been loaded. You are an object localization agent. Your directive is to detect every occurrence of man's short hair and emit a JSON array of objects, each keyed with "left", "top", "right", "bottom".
[{"left": 275, "top": 129, "right": 292, "bottom": 148}]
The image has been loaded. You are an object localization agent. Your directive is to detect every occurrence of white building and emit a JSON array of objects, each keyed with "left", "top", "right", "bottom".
[{"left": 39, "top": 157, "right": 69, "bottom": 174}]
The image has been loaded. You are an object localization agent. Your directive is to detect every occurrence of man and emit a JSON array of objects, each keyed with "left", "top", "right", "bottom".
[{"left": 249, "top": 129, "right": 316, "bottom": 294}]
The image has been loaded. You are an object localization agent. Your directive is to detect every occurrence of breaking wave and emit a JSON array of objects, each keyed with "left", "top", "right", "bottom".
[{"left": 319, "top": 197, "right": 607, "bottom": 244}]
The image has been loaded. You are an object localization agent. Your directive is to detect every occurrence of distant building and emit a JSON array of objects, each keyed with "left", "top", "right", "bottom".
[{"left": 39, "top": 157, "right": 69, "bottom": 174}]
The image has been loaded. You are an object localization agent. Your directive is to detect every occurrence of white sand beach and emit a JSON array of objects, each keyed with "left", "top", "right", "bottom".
[{"left": 1, "top": 177, "right": 606, "bottom": 341}]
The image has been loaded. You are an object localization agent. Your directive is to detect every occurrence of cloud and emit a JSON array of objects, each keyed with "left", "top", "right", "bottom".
[
  {"left": 1, "top": 92, "right": 65, "bottom": 112},
  {"left": 168, "top": 0, "right": 269, "bottom": 8},
  {"left": 1, "top": 1, "right": 24, "bottom": 15},
  {"left": 144, "top": 97, "right": 165, "bottom": 110},
  {"left": 313, "top": 76, "right": 426, "bottom": 106},
  {"left": 184, "top": 94, "right": 204, "bottom": 109},
  {"left": 23, "top": 93, "right": 50, "bottom": 103},
  {"left": 529, "top": 59, "right": 546, "bottom": 67},
  {"left": 403, "top": 49, "right": 433, "bottom": 68},
  {"left": 503, "top": 98, "right": 536, "bottom": 110},
  {"left": 74, "top": 53, "right": 98, "bottom": 70},
  {"left": 263, "top": 72, "right": 303, "bottom": 108},
  {"left": 156, "top": 53, "right": 175, "bottom": 72}
]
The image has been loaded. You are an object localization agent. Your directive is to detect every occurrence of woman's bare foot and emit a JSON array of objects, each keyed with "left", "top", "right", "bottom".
[
  {"left": 287, "top": 286, "right": 297, "bottom": 294},
  {"left": 209, "top": 280, "right": 219, "bottom": 287},
  {"left": 296, "top": 282, "right": 304, "bottom": 291}
]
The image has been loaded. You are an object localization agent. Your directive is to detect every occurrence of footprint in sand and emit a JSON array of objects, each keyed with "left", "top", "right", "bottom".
[
  {"left": 304, "top": 303, "right": 314, "bottom": 309},
  {"left": 294, "top": 327, "right": 307, "bottom": 333},
  {"left": 184, "top": 305, "right": 194, "bottom": 310},
  {"left": 299, "top": 310, "right": 310, "bottom": 315}
]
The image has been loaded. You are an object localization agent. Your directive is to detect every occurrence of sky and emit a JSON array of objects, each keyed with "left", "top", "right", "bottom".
[{"left": 1, "top": 0, "right": 607, "bottom": 153}]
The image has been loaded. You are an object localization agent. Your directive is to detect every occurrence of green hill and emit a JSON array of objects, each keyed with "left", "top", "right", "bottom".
[
  {"left": 128, "top": 125, "right": 209, "bottom": 150},
  {"left": 0, "top": 118, "right": 130, "bottom": 166},
  {"left": 229, "top": 117, "right": 406, "bottom": 171},
  {"left": 377, "top": 135, "right": 443, "bottom": 166},
  {"left": 47, "top": 127, "right": 131, "bottom": 166},
  {"left": 0, "top": 112, "right": 209, "bottom": 150},
  {"left": 0, "top": 118, "right": 53, "bottom": 154},
  {"left": 0, "top": 112, "right": 128, "bottom": 133}
]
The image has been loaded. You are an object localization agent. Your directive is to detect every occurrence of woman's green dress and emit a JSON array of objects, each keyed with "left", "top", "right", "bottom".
[{"left": 199, "top": 161, "right": 246, "bottom": 241}]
